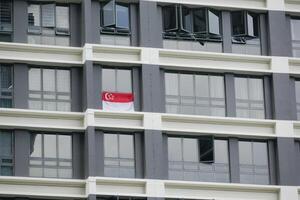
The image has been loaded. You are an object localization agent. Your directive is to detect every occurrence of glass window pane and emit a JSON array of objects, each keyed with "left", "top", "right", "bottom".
[
  {"left": 58, "top": 135, "right": 72, "bottom": 159},
  {"left": 1, "top": 166, "right": 12, "bottom": 176},
  {"left": 0, "top": 131, "right": 12, "bottom": 156},
  {"left": 103, "top": 0, "right": 115, "bottom": 27},
  {"left": 181, "top": 6, "right": 192, "bottom": 32},
  {"left": 44, "top": 168, "right": 57, "bottom": 178},
  {"left": 232, "top": 11, "right": 245, "bottom": 36},
  {"left": 104, "top": 134, "right": 118, "bottom": 158},
  {"left": 247, "top": 13, "right": 254, "bottom": 37},
  {"left": 57, "top": 70, "right": 70, "bottom": 93},
  {"left": 183, "top": 138, "right": 198, "bottom": 162},
  {"left": 43, "top": 69, "right": 55, "bottom": 92},
  {"left": 116, "top": 4, "right": 129, "bottom": 29},
  {"left": 42, "top": 4, "right": 55, "bottom": 27},
  {"left": 235, "top": 77, "right": 248, "bottom": 100},
  {"left": 116, "top": 69, "right": 132, "bottom": 93},
  {"left": 168, "top": 137, "right": 182, "bottom": 161},
  {"left": 180, "top": 74, "right": 194, "bottom": 96},
  {"left": 29, "top": 167, "right": 43, "bottom": 177},
  {"left": 28, "top": 4, "right": 40, "bottom": 27},
  {"left": 253, "top": 142, "right": 268, "bottom": 166},
  {"left": 249, "top": 78, "right": 264, "bottom": 101},
  {"left": 102, "top": 69, "right": 116, "bottom": 92},
  {"left": 56, "top": 6, "right": 69, "bottom": 30},
  {"left": 163, "top": 6, "right": 177, "bottom": 31},
  {"left": 214, "top": 140, "right": 228, "bottom": 164},
  {"left": 29, "top": 68, "right": 41, "bottom": 91},
  {"left": 295, "top": 81, "right": 300, "bottom": 103},
  {"left": 0, "top": 0, "right": 12, "bottom": 26},
  {"left": 30, "top": 134, "right": 42, "bottom": 157},
  {"left": 195, "top": 75, "right": 209, "bottom": 97},
  {"left": 44, "top": 134, "right": 57, "bottom": 158},
  {"left": 58, "top": 168, "right": 72, "bottom": 178},
  {"left": 199, "top": 136, "right": 214, "bottom": 162},
  {"left": 291, "top": 19, "right": 300, "bottom": 41},
  {"left": 165, "top": 73, "right": 178, "bottom": 95},
  {"left": 210, "top": 76, "right": 224, "bottom": 98},
  {"left": 119, "top": 135, "right": 134, "bottom": 159},
  {"left": 208, "top": 10, "right": 220, "bottom": 35},
  {"left": 239, "top": 141, "right": 252, "bottom": 165}
]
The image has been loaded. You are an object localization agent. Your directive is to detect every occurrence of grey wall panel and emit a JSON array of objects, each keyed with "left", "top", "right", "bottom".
[
  {"left": 135, "top": 133, "right": 144, "bottom": 178},
  {"left": 81, "top": 0, "right": 93, "bottom": 44},
  {"left": 290, "top": 78, "right": 298, "bottom": 120},
  {"left": 73, "top": 133, "right": 84, "bottom": 179},
  {"left": 13, "top": 0, "right": 27, "bottom": 43},
  {"left": 144, "top": 130, "right": 168, "bottom": 179},
  {"left": 276, "top": 138, "right": 297, "bottom": 185},
  {"left": 91, "top": 0, "right": 100, "bottom": 44},
  {"left": 221, "top": 11, "right": 232, "bottom": 53},
  {"left": 132, "top": 67, "right": 141, "bottom": 111},
  {"left": 267, "top": 11, "right": 292, "bottom": 57},
  {"left": 70, "top": 4, "right": 82, "bottom": 47},
  {"left": 225, "top": 74, "right": 236, "bottom": 117},
  {"left": 71, "top": 68, "right": 82, "bottom": 112},
  {"left": 130, "top": 4, "right": 139, "bottom": 46},
  {"left": 268, "top": 140, "right": 277, "bottom": 185},
  {"left": 228, "top": 138, "right": 240, "bottom": 183},
  {"left": 93, "top": 65, "right": 102, "bottom": 109},
  {"left": 295, "top": 141, "right": 300, "bottom": 185},
  {"left": 95, "top": 131, "right": 104, "bottom": 176},
  {"left": 139, "top": 1, "right": 163, "bottom": 48},
  {"left": 83, "top": 61, "right": 95, "bottom": 110},
  {"left": 272, "top": 74, "right": 294, "bottom": 120},
  {"left": 13, "top": 64, "right": 28, "bottom": 109},
  {"left": 84, "top": 126, "right": 97, "bottom": 177},
  {"left": 14, "top": 130, "right": 30, "bottom": 176},
  {"left": 264, "top": 76, "right": 273, "bottom": 119},
  {"left": 141, "top": 65, "right": 164, "bottom": 112},
  {"left": 259, "top": 14, "right": 268, "bottom": 56}
]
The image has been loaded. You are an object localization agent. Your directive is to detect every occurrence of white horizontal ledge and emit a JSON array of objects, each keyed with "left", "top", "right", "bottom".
[{"left": 0, "top": 43, "right": 300, "bottom": 75}]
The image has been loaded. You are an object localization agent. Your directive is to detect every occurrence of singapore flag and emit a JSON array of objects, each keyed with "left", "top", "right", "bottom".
[{"left": 102, "top": 91, "right": 134, "bottom": 111}]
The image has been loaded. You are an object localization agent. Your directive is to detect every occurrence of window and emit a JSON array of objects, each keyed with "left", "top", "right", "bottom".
[
  {"left": 27, "top": 3, "right": 70, "bottom": 46},
  {"left": 28, "top": 68, "right": 71, "bottom": 111},
  {"left": 0, "top": 0, "right": 12, "bottom": 42},
  {"left": 101, "top": 0, "right": 130, "bottom": 33},
  {"left": 104, "top": 133, "right": 135, "bottom": 178},
  {"left": 0, "top": 65, "right": 12, "bottom": 108},
  {"left": 165, "top": 72, "right": 225, "bottom": 116},
  {"left": 168, "top": 136, "right": 229, "bottom": 182},
  {"left": 102, "top": 68, "right": 132, "bottom": 93},
  {"left": 234, "top": 77, "right": 265, "bottom": 119},
  {"left": 162, "top": 5, "right": 221, "bottom": 41},
  {"left": 231, "top": 11, "right": 259, "bottom": 42},
  {"left": 291, "top": 19, "right": 300, "bottom": 57},
  {"left": 238, "top": 141, "right": 269, "bottom": 184},
  {"left": 29, "top": 133, "right": 72, "bottom": 178},
  {"left": 0, "top": 131, "right": 13, "bottom": 176}
]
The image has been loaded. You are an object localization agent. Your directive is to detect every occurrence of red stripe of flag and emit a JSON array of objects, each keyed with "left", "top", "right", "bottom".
[{"left": 102, "top": 91, "right": 134, "bottom": 103}]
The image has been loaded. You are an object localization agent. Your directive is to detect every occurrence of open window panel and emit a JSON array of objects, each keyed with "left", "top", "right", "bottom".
[
  {"left": 232, "top": 11, "right": 259, "bottom": 43},
  {"left": 193, "top": 8, "right": 222, "bottom": 41},
  {"left": 199, "top": 135, "right": 214, "bottom": 163},
  {"left": 163, "top": 5, "right": 193, "bottom": 38},
  {"left": 101, "top": 0, "right": 130, "bottom": 34}
]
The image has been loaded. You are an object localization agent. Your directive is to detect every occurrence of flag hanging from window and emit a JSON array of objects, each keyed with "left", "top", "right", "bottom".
[{"left": 102, "top": 92, "right": 134, "bottom": 111}]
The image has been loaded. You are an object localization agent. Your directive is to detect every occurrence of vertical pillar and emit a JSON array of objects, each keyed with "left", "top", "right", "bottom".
[
  {"left": 13, "top": 64, "right": 28, "bottom": 109},
  {"left": 259, "top": 14, "right": 269, "bottom": 56},
  {"left": 81, "top": 0, "right": 93, "bottom": 44},
  {"left": 13, "top": 0, "right": 27, "bottom": 43},
  {"left": 267, "top": 11, "right": 292, "bottom": 57},
  {"left": 225, "top": 74, "right": 236, "bottom": 117},
  {"left": 139, "top": 1, "right": 163, "bottom": 48},
  {"left": 73, "top": 133, "right": 84, "bottom": 179},
  {"left": 276, "top": 138, "right": 297, "bottom": 186},
  {"left": 221, "top": 11, "right": 232, "bottom": 53},
  {"left": 272, "top": 74, "right": 295, "bottom": 120},
  {"left": 83, "top": 61, "right": 94, "bottom": 110},
  {"left": 141, "top": 65, "right": 164, "bottom": 113},
  {"left": 71, "top": 68, "right": 82, "bottom": 112},
  {"left": 70, "top": 4, "right": 82, "bottom": 47},
  {"left": 84, "top": 127, "right": 97, "bottom": 177},
  {"left": 14, "top": 130, "right": 30, "bottom": 176},
  {"left": 228, "top": 138, "right": 240, "bottom": 183},
  {"left": 144, "top": 130, "right": 168, "bottom": 179}
]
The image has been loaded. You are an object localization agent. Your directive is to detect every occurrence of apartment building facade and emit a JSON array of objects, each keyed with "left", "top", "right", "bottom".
[{"left": 0, "top": 0, "right": 299, "bottom": 200}]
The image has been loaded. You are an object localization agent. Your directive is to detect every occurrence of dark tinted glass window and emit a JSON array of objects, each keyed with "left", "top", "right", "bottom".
[
  {"left": 193, "top": 9, "right": 206, "bottom": 34},
  {"left": 232, "top": 11, "right": 246, "bottom": 36},
  {"left": 0, "top": 130, "right": 13, "bottom": 176},
  {"left": 103, "top": 0, "right": 115, "bottom": 27},
  {"left": 0, "top": 0, "right": 12, "bottom": 32},
  {"left": 232, "top": 11, "right": 258, "bottom": 37},
  {"left": 199, "top": 136, "right": 214, "bottom": 162},
  {"left": 0, "top": 65, "right": 12, "bottom": 108},
  {"left": 163, "top": 6, "right": 177, "bottom": 31}
]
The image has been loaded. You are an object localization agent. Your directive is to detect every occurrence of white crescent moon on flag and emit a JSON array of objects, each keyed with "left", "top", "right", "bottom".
[{"left": 105, "top": 92, "right": 113, "bottom": 100}]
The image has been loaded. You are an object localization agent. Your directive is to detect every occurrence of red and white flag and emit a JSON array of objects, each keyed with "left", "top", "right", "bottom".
[{"left": 102, "top": 91, "right": 134, "bottom": 111}]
